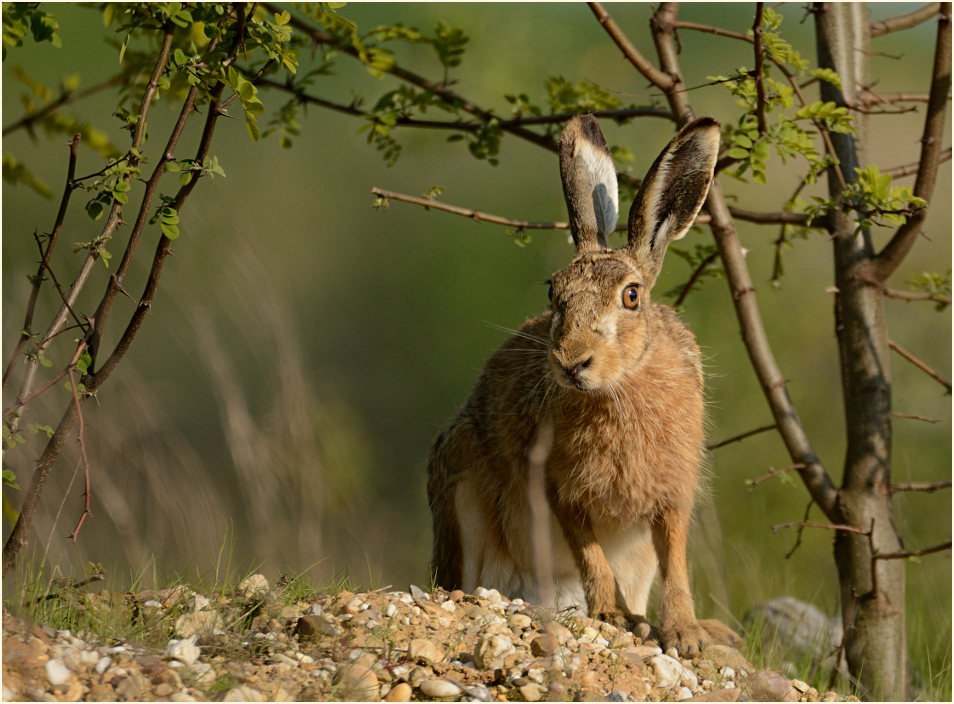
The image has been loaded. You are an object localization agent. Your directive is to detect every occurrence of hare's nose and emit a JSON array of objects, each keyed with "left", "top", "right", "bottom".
[{"left": 567, "top": 356, "right": 593, "bottom": 380}]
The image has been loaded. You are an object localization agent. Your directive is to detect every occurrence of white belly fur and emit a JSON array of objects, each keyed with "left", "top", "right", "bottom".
[{"left": 454, "top": 476, "right": 657, "bottom": 615}]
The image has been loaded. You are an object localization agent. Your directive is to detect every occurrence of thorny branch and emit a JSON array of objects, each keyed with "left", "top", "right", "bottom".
[
  {"left": 784, "top": 500, "right": 816, "bottom": 559},
  {"left": 1, "top": 75, "right": 124, "bottom": 138},
  {"left": 706, "top": 423, "right": 777, "bottom": 451},
  {"left": 749, "top": 463, "right": 807, "bottom": 487},
  {"left": 884, "top": 146, "right": 952, "bottom": 178},
  {"left": 752, "top": 3, "right": 769, "bottom": 137}
]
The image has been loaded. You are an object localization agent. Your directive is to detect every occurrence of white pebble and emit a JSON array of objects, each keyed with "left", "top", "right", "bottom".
[
  {"left": 45, "top": 658, "right": 71, "bottom": 685},
  {"left": 679, "top": 686, "right": 693, "bottom": 700},
  {"left": 94, "top": 657, "right": 111, "bottom": 674},
  {"left": 386, "top": 603, "right": 398, "bottom": 618},
  {"left": 440, "top": 600, "right": 457, "bottom": 612},
  {"left": 144, "top": 600, "right": 164, "bottom": 609},
  {"left": 720, "top": 666, "right": 736, "bottom": 679},
  {"left": 419, "top": 679, "right": 462, "bottom": 698},
  {"left": 166, "top": 635, "right": 201, "bottom": 666}
]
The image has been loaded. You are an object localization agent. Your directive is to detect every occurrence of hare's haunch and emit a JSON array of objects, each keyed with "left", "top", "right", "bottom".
[{"left": 427, "top": 115, "right": 735, "bottom": 654}]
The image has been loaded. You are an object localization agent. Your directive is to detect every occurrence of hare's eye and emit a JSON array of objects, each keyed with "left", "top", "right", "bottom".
[
  {"left": 547, "top": 282, "right": 554, "bottom": 302},
  {"left": 622, "top": 284, "right": 640, "bottom": 309}
]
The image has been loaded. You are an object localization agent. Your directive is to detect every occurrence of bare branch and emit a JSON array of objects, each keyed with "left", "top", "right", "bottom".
[
  {"left": 888, "top": 339, "right": 952, "bottom": 391},
  {"left": 891, "top": 479, "right": 952, "bottom": 492},
  {"left": 707, "top": 423, "right": 776, "bottom": 451},
  {"left": 882, "top": 286, "right": 951, "bottom": 306},
  {"left": 674, "top": 249, "right": 719, "bottom": 308},
  {"left": 729, "top": 207, "right": 813, "bottom": 226},
  {"left": 870, "top": 3, "right": 941, "bottom": 38},
  {"left": 872, "top": 541, "right": 952, "bottom": 561},
  {"left": 892, "top": 411, "right": 941, "bottom": 423},
  {"left": 883, "top": 146, "right": 952, "bottom": 178},
  {"left": 372, "top": 188, "right": 570, "bottom": 230},
  {"left": 784, "top": 500, "right": 816, "bottom": 559},
  {"left": 773, "top": 521, "right": 870, "bottom": 536},
  {"left": 588, "top": 2, "right": 675, "bottom": 91},
  {"left": 875, "top": 4, "right": 952, "bottom": 280}
]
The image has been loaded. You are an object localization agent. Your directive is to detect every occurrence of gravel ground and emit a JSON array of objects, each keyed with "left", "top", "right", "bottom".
[{"left": 2, "top": 576, "right": 858, "bottom": 702}]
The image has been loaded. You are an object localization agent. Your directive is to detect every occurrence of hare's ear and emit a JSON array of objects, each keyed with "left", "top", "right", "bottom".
[
  {"left": 560, "top": 115, "right": 619, "bottom": 252},
  {"left": 627, "top": 117, "right": 720, "bottom": 285}
]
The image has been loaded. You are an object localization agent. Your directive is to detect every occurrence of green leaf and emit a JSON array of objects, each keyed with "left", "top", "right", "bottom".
[
  {"left": 725, "top": 147, "right": 749, "bottom": 159},
  {"left": 161, "top": 221, "right": 180, "bottom": 240}
]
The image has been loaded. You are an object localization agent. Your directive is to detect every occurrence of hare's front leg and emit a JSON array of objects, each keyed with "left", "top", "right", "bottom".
[
  {"left": 550, "top": 497, "right": 628, "bottom": 626},
  {"left": 651, "top": 506, "right": 708, "bottom": 655}
]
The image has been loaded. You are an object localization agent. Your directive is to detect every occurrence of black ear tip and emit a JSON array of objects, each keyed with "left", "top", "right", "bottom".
[{"left": 684, "top": 116, "right": 721, "bottom": 133}]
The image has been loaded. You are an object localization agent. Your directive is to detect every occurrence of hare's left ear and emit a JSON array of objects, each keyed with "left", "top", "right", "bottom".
[
  {"left": 627, "top": 117, "right": 720, "bottom": 286},
  {"left": 560, "top": 115, "right": 619, "bottom": 252}
]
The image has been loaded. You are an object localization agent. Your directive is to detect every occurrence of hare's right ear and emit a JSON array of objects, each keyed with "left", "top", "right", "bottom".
[
  {"left": 627, "top": 117, "right": 720, "bottom": 286},
  {"left": 560, "top": 115, "right": 619, "bottom": 252}
]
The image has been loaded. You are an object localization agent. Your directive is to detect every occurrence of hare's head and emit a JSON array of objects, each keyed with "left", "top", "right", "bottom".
[{"left": 546, "top": 115, "right": 719, "bottom": 391}]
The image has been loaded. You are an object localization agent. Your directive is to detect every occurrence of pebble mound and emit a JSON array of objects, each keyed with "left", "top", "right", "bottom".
[{"left": 2, "top": 577, "right": 858, "bottom": 702}]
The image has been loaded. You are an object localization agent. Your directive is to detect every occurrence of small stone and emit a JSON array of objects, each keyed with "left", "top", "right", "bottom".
[
  {"left": 165, "top": 635, "right": 201, "bottom": 666},
  {"left": 223, "top": 685, "right": 266, "bottom": 702},
  {"left": 543, "top": 621, "right": 573, "bottom": 645},
  {"left": 440, "top": 600, "right": 457, "bottom": 612},
  {"left": 295, "top": 615, "right": 341, "bottom": 639},
  {"left": 408, "top": 666, "right": 434, "bottom": 687},
  {"left": 94, "top": 656, "right": 111, "bottom": 674},
  {"left": 279, "top": 605, "right": 301, "bottom": 620},
  {"left": 334, "top": 660, "right": 380, "bottom": 700},
  {"left": 679, "top": 687, "right": 694, "bottom": 700},
  {"left": 449, "top": 589, "right": 465, "bottom": 602},
  {"left": 238, "top": 574, "right": 270, "bottom": 600},
  {"left": 45, "top": 658, "right": 71, "bottom": 686},
  {"left": 385, "top": 682, "right": 413, "bottom": 701},
  {"left": 509, "top": 613, "right": 532, "bottom": 629},
  {"left": 409, "top": 584, "right": 430, "bottom": 601},
  {"left": 174, "top": 610, "right": 223, "bottom": 639},
  {"left": 115, "top": 673, "right": 149, "bottom": 700},
  {"left": 474, "top": 634, "right": 515, "bottom": 670},
  {"left": 519, "top": 683, "right": 544, "bottom": 701},
  {"left": 155, "top": 684, "right": 174, "bottom": 697},
  {"left": 386, "top": 603, "right": 398, "bottom": 618},
  {"left": 792, "top": 679, "right": 811, "bottom": 693},
  {"left": 650, "top": 654, "right": 698, "bottom": 689},
  {"left": 419, "top": 679, "right": 462, "bottom": 698},
  {"left": 744, "top": 670, "right": 798, "bottom": 702},
  {"left": 530, "top": 633, "right": 558, "bottom": 657},
  {"left": 408, "top": 638, "right": 444, "bottom": 665},
  {"left": 720, "top": 666, "right": 736, "bottom": 680},
  {"left": 192, "top": 594, "right": 211, "bottom": 611}
]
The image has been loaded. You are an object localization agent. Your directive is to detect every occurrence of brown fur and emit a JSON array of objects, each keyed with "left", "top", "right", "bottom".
[{"left": 427, "top": 116, "right": 737, "bottom": 654}]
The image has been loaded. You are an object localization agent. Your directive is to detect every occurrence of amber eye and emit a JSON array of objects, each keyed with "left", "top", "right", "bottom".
[{"left": 622, "top": 284, "right": 640, "bottom": 309}]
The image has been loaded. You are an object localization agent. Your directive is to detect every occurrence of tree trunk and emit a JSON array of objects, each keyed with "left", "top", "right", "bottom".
[{"left": 814, "top": 4, "right": 907, "bottom": 699}]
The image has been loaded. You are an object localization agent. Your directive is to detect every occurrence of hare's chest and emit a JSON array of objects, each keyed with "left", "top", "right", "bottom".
[{"left": 548, "top": 402, "right": 699, "bottom": 523}]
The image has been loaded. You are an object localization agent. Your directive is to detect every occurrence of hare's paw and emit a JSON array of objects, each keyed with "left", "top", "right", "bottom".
[
  {"left": 698, "top": 618, "right": 743, "bottom": 649},
  {"left": 659, "top": 619, "right": 708, "bottom": 656},
  {"left": 590, "top": 607, "right": 627, "bottom": 628}
]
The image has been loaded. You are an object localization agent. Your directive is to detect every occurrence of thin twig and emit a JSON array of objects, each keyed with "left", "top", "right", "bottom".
[
  {"left": 772, "top": 521, "right": 870, "bottom": 536},
  {"left": 872, "top": 541, "right": 952, "bottom": 561},
  {"left": 888, "top": 339, "right": 952, "bottom": 391},
  {"left": 784, "top": 500, "right": 815, "bottom": 559},
  {"left": 891, "top": 479, "right": 951, "bottom": 492},
  {"left": 65, "top": 344, "right": 91, "bottom": 543},
  {"left": 892, "top": 411, "right": 941, "bottom": 423},
  {"left": 882, "top": 287, "right": 951, "bottom": 306},
  {"left": 707, "top": 423, "right": 777, "bottom": 451},
  {"left": 749, "top": 463, "right": 807, "bottom": 487},
  {"left": 372, "top": 188, "right": 571, "bottom": 230},
  {"left": 674, "top": 250, "right": 719, "bottom": 308}
]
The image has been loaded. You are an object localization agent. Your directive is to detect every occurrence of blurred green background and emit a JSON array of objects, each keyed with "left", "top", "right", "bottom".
[{"left": 2, "top": 0, "right": 950, "bottom": 681}]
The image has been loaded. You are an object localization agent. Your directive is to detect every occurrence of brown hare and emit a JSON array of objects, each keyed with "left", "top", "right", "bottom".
[{"left": 427, "top": 115, "right": 734, "bottom": 654}]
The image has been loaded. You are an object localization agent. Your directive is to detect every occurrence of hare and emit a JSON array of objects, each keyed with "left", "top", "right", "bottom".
[{"left": 427, "top": 115, "right": 734, "bottom": 654}]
